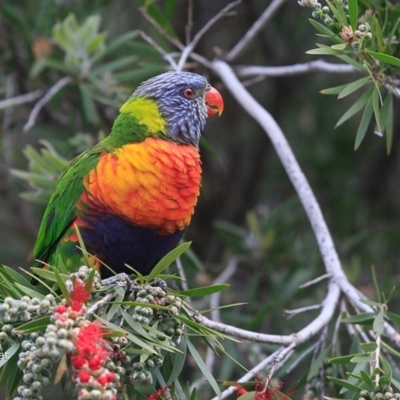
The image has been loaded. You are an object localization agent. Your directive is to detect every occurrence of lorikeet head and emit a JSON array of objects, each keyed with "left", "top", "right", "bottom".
[{"left": 132, "top": 71, "right": 224, "bottom": 145}]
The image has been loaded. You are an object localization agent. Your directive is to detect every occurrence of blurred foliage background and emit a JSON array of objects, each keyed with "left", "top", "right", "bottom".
[{"left": 1, "top": 0, "right": 400, "bottom": 397}]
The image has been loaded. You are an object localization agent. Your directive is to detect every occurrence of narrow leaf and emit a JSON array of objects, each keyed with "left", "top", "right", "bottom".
[
  {"left": 146, "top": 242, "right": 191, "bottom": 281},
  {"left": 180, "top": 284, "right": 229, "bottom": 297},
  {"left": 367, "top": 50, "right": 400, "bottom": 67},
  {"left": 373, "top": 310, "right": 385, "bottom": 335},
  {"left": 354, "top": 97, "right": 373, "bottom": 150},
  {"left": 321, "top": 83, "right": 351, "bottom": 95},
  {"left": 342, "top": 312, "right": 375, "bottom": 324},
  {"left": 338, "top": 77, "right": 371, "bottom": 99},
  {"left": 348, "top": 0, "right": 358, "bottom": 30},
  {"left": 327, "top": 376, "right": 362, "bottom": 393},
  {"left": 359, "top": 342, "right": 378, "bottom": 352},
  {"left": 335, "top": 89, "right": 373, "bottom": 127},
  {"left": 187, "top": 338, "right": 221, "bottom": 397}
]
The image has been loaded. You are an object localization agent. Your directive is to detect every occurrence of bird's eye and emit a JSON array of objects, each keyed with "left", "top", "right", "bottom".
[{"left": 183, "top": 88, "right": 195, "bottom": 99}]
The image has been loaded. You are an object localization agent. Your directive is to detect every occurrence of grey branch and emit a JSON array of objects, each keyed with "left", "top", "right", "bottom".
[
  {"left": 236, "top": 59, "right": 359, "bottom": 78},
  {"left": 0, "top": 89, "right": 44, "bottom": 110},
  {"left": 24, "top": 76, "right": 73, "bottom": 132},
  {"left": 226, "top": 0, "right": 288, "bottom": 62},
  {"left": 176, "top": 0, "right": 241, "bottom": 71}
]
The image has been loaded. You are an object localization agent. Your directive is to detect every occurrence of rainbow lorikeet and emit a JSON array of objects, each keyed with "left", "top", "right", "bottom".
[{"left": 32, "top": 71, "right": 224, "bottom": 278}]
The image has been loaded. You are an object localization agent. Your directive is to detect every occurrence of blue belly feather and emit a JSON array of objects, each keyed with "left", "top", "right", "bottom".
[{"left": 80, "top": 212, "right": 183, "bottom": 278}]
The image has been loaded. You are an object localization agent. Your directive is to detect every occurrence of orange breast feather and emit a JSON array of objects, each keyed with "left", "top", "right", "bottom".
[{"left": 83, "top": 137, "right": 202, "bottom": 234}]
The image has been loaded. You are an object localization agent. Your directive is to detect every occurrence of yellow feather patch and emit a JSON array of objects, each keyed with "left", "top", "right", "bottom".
[{"left": 120, "top": 97, "right": 166, "bottom": 134}]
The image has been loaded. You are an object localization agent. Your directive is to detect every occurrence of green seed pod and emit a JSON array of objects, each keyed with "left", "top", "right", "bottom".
[{"left": 0, "top": 331, "right": 8, "bottom": 342}]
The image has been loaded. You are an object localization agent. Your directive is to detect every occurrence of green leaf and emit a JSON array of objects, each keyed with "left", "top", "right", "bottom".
[
  {"left": 338, "top": 77, "right": 371, "bottom": 99},
  {"left": 359, "top": 342, "right": 378, "bottom": 352},
  {"left": 187, "top": 338, "right": 221, "bottom": 397},
  {"left": 381, "top": 93, "right": 393, "bottom": 154},
  {"left": 327, "top": 376, "right": 362, "bottom": 393},
  {"left": 0, "top": 342, "right": 20, "bottom": 368},
  {"left": 348, "top": 0, "right": 358, "bottom": 30},
  {"left": 381, "top": 341, "right": 400, "bottom": 358},
  {"left": 350, "top": 354, "right": 372, "bottom": 363},
  {"left": 326, "top": 0, "right": 349, "bottom": 26},
  {"left": 307, "top": 347, "right": 331, "bottom": 380},
  {"left": 162, "top": 336, "right": 187, "bottom": 383},
  {"left": 373, "top": 310, "right": 385, "bottom": 335},
  {"left": 321, "top": 83, "right": 351, "bottom": 95},
  {"left": 342, "top": 312, "right": 375, "bottom": 324},
  {"left": 367, "top": 50, "right": 400, "bottom": 67},
  {"left": 335, "top": 89, "right": 374, "bottom": 127},
  {"left": 354, "top": 96, "right": 373, "bottom": 150},
  {"left": 306, "top": 46, "right": 342, "bottom": 56},
  {"left": 146, "top": 242, "right": 191, "bottom": 281},
  {"left": 180, "top": 284, "right": 229, "bottom": 297},
  {"left": 372, "top": 89, "right": 382, "bottom": 134},
  {"left": 331, "top": 43, "right": 348, "bottom": 50},
  {"left": 329, "top": 354, "right": 355, "bottom": 364},
  {"left": 380, "top": 356, "right": 392, "bottom": 385},
  {"left": 16, "top": 316, "right": 51, "bottom": 334},
  {"left": 359, "top": 370, "right": 374, "bottom": 390},
  {"left": 386, "top": 310, "right": 400, "bottom": 327},
  {"left": 308, "top": 19, "right": 338, "bottom": 38}
]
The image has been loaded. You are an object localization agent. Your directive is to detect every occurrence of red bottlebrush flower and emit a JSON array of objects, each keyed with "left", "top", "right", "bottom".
[
  {"left": 236, "top": 381, "right": 294, "bottom": 400},
  {"left": 54, "top": 304, "right": 67, "bottom": 314},
  {"left": 70, "top": 279, "right": 90, "bottom": 311},
  {"left": 88, "top": 354, "right": 103, "bottom": 371},
  {"left": 146, "top": 384, "right": 172, "bottom": 400},
  {"left": 78, "top": 370, "right": 91, "bottom": 383},
  {"left": 71, "top": 354, "right": 86, "bottom": 370}
]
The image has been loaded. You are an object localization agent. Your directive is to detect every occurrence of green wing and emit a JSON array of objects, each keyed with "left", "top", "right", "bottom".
[{"left": 32, "top": 149, "right": 102, "bottom": 268}]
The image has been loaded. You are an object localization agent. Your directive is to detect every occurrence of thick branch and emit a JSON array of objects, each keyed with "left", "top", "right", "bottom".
[{"left": 212, "top": 60, "right": 345, "bottom": 282}]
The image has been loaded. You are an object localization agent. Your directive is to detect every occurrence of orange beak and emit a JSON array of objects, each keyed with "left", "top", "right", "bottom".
[{"left": 205, "top": 86, "right": 224, "bottom": 117}]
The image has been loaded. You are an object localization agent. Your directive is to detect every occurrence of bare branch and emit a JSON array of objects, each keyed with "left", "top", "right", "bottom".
[
  {"left": 212, "top": 60, "right": 345, "bottom": 283},
  {"left": 236, "top": 59, "right": 359, "bottom": 78},
  {"left": 139, "top": 7, "right": 183, "bottom": 51},
  {"left": 185, "top": 0, "right": 194, "bottom": 45},
  {"left": 192, "top": 279, "right": 340, "bottom": 345},
  {"left": 299, "top": 273, "right": 330, "bottom": 288},
  {"left": 137, "top": 31, "right": 178, "bottom": 70},
  {"left": 226, "top": 0, "right": 288, "bottom": 62},
  {"left": 284, "top": 304, "right": 322, "bottom": 317},
  {"left": 176, "top": 0, "right": 241, "bottom": 71},
  {"left": 0, "top": 89, "right": 43, "bottom": 110},
  {"left": 24, "top": 76, "right": 73, "bottom": 132}
]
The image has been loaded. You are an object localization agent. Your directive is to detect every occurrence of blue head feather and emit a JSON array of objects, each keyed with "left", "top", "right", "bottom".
[{"left": 133, "top": 71, "right": 210, "bottom": 146}]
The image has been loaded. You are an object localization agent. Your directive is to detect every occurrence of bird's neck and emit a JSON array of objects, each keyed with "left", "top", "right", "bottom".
[{"left": 106, "top": 97, "right": 167, "bottom": 148}]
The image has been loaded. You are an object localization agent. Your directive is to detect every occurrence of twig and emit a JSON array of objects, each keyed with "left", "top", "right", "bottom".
[
  {"left": 137, "top": 31, "right": 178, "bottom": 70},
  {"left": 299, "top": 273, "right": 330, "bottom": 289},
  {"left": 86, "top": 292, "right": 117, "bottom": 315},
  {"left": 139, "top": 7, "right": 183, "bottom": 51},
  {"left": 211, "top": 348, "right": 285, "bottom": 400},
  {"left": 210, "top": 255, "right": 240, "bottom": 322},
  {"left": 24, "top": 76, "right": 73, "bottom": 132},
  {"left": 236, "top": 60, "right": 359, "bottom": 78},
  {"left": 0, "top": 89, "right": 44, "bottom": 110},
  {"left": 284, "top": 304, "right": 321, "bottom": 317},
  {"left": 175, "top": 257, "right": 189, "bottom": 292},
  {"left": 226, "top": 0, "right": 288, "bottom": 62},
  {"left": 185, "top": 0, "right": 194, "bottom": 45},
  {"left": 176, "top": 0, "right": 241, "bottom": 71}
]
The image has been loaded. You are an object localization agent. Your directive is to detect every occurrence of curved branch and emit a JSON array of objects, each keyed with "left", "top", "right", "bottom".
[{"left": 211, "top": 60, "right": 345, "bottom": 283}]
